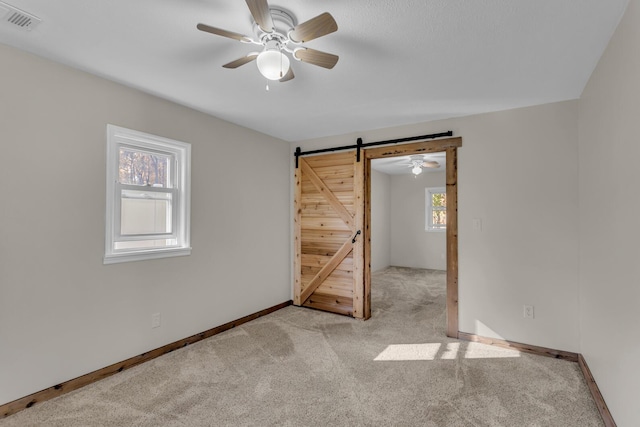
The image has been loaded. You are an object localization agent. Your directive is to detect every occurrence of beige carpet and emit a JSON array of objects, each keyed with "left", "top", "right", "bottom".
[{"left": 1, "top": 267, "right": 603, "bottom": 426}]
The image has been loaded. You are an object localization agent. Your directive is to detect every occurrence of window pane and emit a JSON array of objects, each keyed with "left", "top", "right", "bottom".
[
  {"left": 432, "top": 193, "right": 446, "bottom": 207},
  {"left": 120, "top": 189, "right": 172, "bottom": 235},
  {"left": 432, "top": 210, "right": 447, "bottom": 227},
  {"left": 119, "top": 147, "right": 170, "bottom": 187}
]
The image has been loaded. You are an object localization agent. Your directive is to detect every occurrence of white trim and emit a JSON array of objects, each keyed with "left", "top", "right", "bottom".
[
  {"left": 105, "top": 124, "right": 191, "bottom": 264},
  {"left": 103, "top": 247, "right": 192, "bottom": 264}
]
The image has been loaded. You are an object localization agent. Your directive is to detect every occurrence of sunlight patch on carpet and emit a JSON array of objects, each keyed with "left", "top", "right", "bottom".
[
  {"left": 463, "top": 342, "right": 520, "bottom": 359},
  {"left": 374, "top": 343, "right": 442, "bottom": 361},
  {"left": 374, "top": 342, "right": 520, "bottom": 361}
]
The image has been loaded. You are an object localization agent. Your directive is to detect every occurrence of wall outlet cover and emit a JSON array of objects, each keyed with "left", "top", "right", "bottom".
[{"left": 523, "top": 305, "right": 534, "bottom": 319}]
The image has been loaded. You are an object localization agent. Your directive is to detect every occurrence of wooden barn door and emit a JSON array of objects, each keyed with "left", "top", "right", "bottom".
[{"left": 293, "top": 150, "right": 366, "bottom": 318}]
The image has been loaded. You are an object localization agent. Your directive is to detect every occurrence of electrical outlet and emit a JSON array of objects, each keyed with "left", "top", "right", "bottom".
[
  {"left": 473, "top": 218, "right": 483, "bottom": 232},
  {"left": 151, "top": 312, "right": 161, "bottom": 328},
  {"left": 523, "top": 305, "right": 534, "bottom": 319}
]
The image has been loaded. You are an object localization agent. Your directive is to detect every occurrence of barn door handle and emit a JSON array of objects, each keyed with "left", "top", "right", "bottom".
[{"left": 352, "top": 230, "right": 361, "bottom": 244}]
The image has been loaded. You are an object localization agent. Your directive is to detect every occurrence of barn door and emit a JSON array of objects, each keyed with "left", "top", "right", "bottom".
[{"left": 294, "top": 150, "right": 366, "bottom": 318}]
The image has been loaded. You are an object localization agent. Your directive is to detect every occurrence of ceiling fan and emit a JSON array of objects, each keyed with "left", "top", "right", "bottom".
[
  {"left": 408, "top": 155, "right": 440, "bottom": 175},
  {"left": 197, "top": 0, "right": 339, "bottom": 84}
]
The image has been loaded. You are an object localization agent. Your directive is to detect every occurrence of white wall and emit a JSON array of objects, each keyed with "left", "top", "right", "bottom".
[
  {"left": 295, "top": 99, "right": 581, "bottom": 353},
  {"left": 6, "top": 9, "right": 634, "bottom": 417},
  {"left": 370, "top": 169, "right": 391, "bottom": 272},
  {"left": 0, "top": 43, "right": 291, "bottom": 405},
  {"left": 390, "top": 171, "right": 447, "bottom": 270},
  {"left": 578, "top": 0, "right": 640, "bottom": 425}
]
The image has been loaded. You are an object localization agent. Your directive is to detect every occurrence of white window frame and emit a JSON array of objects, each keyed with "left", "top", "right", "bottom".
[
  {"left": 425, "top": 187, "right": 446, "bottom": 232},
  {"left": 104, "top": 125, "right": 191, "bottom": 264}
]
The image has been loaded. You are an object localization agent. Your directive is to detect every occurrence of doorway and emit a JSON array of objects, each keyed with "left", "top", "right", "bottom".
[{"left": 364, "top": 138, "right": 460, "bottom": 337}]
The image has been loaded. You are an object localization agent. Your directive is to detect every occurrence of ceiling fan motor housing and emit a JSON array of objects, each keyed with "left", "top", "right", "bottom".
[{"left": 253, "top": 7, "right": 296, "bottom": 43}]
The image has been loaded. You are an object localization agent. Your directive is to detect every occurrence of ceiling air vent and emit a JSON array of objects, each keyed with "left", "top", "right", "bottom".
[{"left": 0, "top": 1, "right": 41, "bottom": 31}]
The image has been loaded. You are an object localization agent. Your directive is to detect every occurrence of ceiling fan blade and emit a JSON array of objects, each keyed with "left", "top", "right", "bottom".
[
  {"left": 279, "top": 67, "right": 295, "bottom": 82},
  {"left": 246, "top": 0, "right": 274, "bottom": 33},
  {"left": 289, "top": 12, "right": 338, "bottom": 43},
  {"left": 197, "top": 23, "right": 251, "bottom": 43},
  {"left": 422, "top": 161, "right": 440, "bottom": 169},
  {"left": 294, "top": 48, "right": 339, "bottom": 69},
  {"left": 222, "top": 53, "right": 259, "bottom": 69}
]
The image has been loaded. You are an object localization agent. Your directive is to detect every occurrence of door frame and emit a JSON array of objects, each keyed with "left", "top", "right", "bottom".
[{"left": 363, "top": 137, "right": 461, "bottom": 338}]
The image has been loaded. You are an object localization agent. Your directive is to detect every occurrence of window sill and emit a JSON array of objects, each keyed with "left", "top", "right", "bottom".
[
  {"left": 103, "top": 247, "right": 191, "bottom": 264},
  {"left": 426, "top": 228, "right": 446, "bottom": 233}
]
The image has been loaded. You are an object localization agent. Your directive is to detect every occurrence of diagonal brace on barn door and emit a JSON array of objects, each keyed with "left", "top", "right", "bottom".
[
  {"left": 300, "top": 158, "right": 354, "bottom": 228},
  {"left": 300, "top": 238, "right": 354, "bottom": 304}
]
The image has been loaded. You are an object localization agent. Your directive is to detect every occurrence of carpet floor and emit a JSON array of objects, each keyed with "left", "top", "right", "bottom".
[{"left": 1, "top": 267, "right": 603, "bottom": 426}]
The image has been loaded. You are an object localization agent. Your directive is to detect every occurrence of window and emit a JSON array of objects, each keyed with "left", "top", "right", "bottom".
[
  {"left": 105, "top": 125, "right": 191, "bottom": 264},
  {"left": 426, "top": 187, "right": 446, "bottom": 231}
]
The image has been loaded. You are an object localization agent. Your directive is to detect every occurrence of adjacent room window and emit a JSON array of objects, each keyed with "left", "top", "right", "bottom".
[
  {"left": 104, "top": 125, "right": 191, "bottom": 264},
  {"left": 425, "top": 187, "right": 446, "bottom": 231}
]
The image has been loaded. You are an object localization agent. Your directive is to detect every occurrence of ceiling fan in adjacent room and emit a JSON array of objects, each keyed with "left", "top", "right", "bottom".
[
  {"left": 408, "top": 155, "right": 440, "bottom": 175},
  {"left": 197, "top": 0, "right": 339, "bottom": 85}
]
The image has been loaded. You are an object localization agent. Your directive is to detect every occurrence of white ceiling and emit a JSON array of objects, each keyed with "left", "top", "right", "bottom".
[{"left": 0, "top": 0, "right": 628, "bottom": 142}]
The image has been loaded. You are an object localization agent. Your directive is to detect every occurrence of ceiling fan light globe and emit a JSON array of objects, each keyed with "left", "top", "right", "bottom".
[
  {"left": 412, "top": 166, "right": 423, "bottom": 175},
  {"left": 256, "top": 50, "right": 290, "bottom": 80}
]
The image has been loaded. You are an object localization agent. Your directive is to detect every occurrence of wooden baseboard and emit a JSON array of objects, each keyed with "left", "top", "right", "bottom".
[
  {"left": 457, "top": 332, "right": 579, "bottom": 362},
  {"left": 578, "top": 354, "right": 617, "bottom": 427},
  {"left": 1, "top": 300, "right": 293, "bottom": 419},
  {"left": 458, "top": 332, "right": 616, "bottom": 426}
]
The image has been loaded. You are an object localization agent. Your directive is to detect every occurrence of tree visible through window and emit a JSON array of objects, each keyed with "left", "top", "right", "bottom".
[
  {"left": 426, "top": 187, "right": 446, "bottom": 231},
  {"left": 119, "top": 147, "right": 169, "bottom": 187}
]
